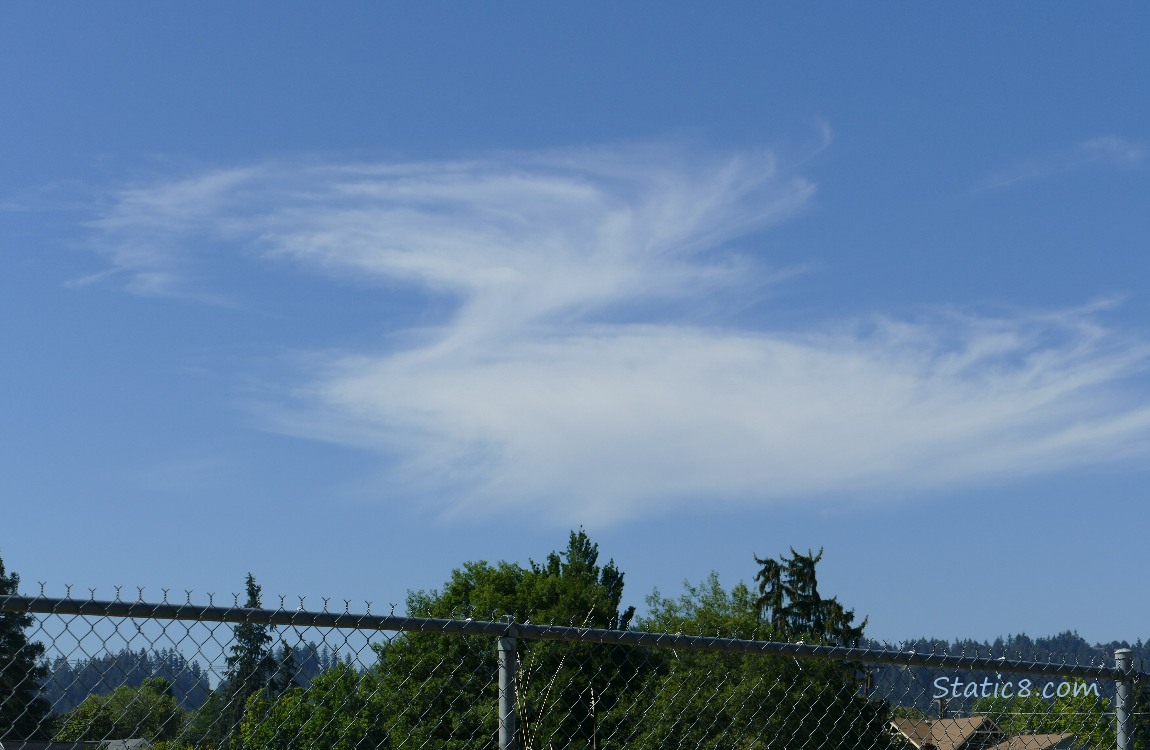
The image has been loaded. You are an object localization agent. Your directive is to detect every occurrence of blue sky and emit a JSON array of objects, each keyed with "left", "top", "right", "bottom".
[{"left": 2, "top": 4, "right": 1148, "bottom": 645}]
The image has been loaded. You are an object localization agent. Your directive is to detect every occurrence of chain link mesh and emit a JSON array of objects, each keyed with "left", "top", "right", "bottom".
[{"left": 0, "top": 591, "right": 1139, "bottom": 750}]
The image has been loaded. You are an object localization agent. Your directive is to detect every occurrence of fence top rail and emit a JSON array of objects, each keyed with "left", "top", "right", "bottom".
[{"left": 0, "top": 594, "right": 1133, "bottom": 681}]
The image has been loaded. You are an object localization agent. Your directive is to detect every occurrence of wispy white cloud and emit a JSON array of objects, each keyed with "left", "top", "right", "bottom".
[
  {"left": 978, "top": 135, "right": 1147, "bottom": 191},
  {"left": 264, "top": 306, "right": 1150, "bottom": 524},
  {"left": 1079, "top": 136, "right": 1148, "bottom": 166},
  {"left": 86, "top": 144, "right": 1150, "bottom": 524}
]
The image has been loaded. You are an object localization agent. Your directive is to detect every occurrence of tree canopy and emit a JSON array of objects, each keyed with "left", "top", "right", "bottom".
[
  {"left": 378, "top": 528, "right": 639, "bottom": 750},
  {"left": 753, "top": 547, "right": 865, "bottom": 646},
  {"left": 973, "top": 691, "right": 1115, "bottom": 749},
  {"left": 227, "top": 534, "right": 891, "bottom": 750},
  {"left": 0, "top": 549, "right": 50, "bottom": 741},
  {"left": 220, "top": 573, "right": 277, "bottom": 747},
  {"left": 634, "top": 568, "right": 893, "bottom": 750},
  {"left": 56, "top": 677, "right": 183, "bottom": 743}
]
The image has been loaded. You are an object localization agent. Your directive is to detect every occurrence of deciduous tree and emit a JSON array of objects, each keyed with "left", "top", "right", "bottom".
[
  {"left": 55, "top": 677, "right": 183, "bottom": 742},
  {"left": 374, "top": 529, "right": 639, "bottom": 749},
  {"left": 628, "top": 566, "right": 893, "bottom": 750},
  {"left": 973, "top": 691, "right": 1114, "bottom": 749}
]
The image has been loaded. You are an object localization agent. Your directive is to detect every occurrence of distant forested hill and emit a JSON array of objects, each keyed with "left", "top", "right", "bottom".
[
  {"left": 41, "top": 641, "right": 348, "bottom": 713},
  {"left": 861, "top": 631, "right": 1148, "bottom": 714},
  {"left": 43, "top": 648, "right": 212, "bottom": 713}
]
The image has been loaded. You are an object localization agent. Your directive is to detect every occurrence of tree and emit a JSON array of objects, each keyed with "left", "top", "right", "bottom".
[
  {"left": 220, "top": 573, "right": 277, "bottom": 747},
  {"left": 371, "top": 560, "right": 520, "bottom": 750},
  {"left": 973, "top": 691, "right": 1114, "bottom": 749},
  {"left": 182, "top": 689, "right": 226, "bottom": 748},
  {"left": 227, "top": 537, "right": 888, "bottom": 750},
  {"left": 367, "top": 530, "right": 639, "bottom": 749},
  {"left": 515, "top": 530, "right": 638, "bottom": 750},
  {"left": 56, "top": 677, "right": 183, "bottom": 742},
  {"left": 522, "top": 529, "right": 635, "bottom": 629},
  {"left": 268, "top": 640, "right": 300, "bottom": 696},
  {"left": 1133, "top": 675, "right": 1150, "bottom": 750},
  {"left": 626, "top": 566, "right": 894, "bottom": 750},
  {"left": 0, "top": 549, "right": 50, "bottom": 740},
  {"left": 42, "top": 646, "right": 213, "bottom": 714},
  {"left": 753, "top": 547, "right": 865, "bottom": 646},
  {"left": 239, "top": 662, "right": 388, "bottom": 750}
]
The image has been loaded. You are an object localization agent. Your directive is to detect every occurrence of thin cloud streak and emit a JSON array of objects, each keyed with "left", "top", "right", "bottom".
[
  {"left": 978, "top": 135, "right": 1147, "bottom": 191},
  {"left": 85, "top": 145, "right": 1150, "bottom": 524}
]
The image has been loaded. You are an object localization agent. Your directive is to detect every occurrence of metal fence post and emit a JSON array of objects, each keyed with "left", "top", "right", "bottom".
[
  {"left": 1117, "top": 648, "right": 1132, "bottom": 750},
  {"left": 499, "top": 615, "right": 520, "bottom": 750}
]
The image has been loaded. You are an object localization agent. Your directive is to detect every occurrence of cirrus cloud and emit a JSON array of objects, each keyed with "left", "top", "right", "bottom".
[
  {"left": 84, "top": 144, "right": 1150, "bottom": 524},
  {"left": 978, "top": 135, "right": 1147, "bottom": 191}
]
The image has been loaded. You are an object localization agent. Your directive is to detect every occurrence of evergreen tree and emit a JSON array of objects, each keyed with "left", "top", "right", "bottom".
[
  {"left": 753, "top": 547, "right": 865, "bottom": 646},
  {"left": 41, "top": 646, "right": 212, "bottom": 713},
  {"left": 269, "top": 640, "right": 300, "bottom": 695},
  {"left": 183, "top": 689, "right": 226, "bottom": 748},
  {"left": 524, "top": 528, "right": 635, "bottom": 629},
  {"left": 0, "top": 549, "right": 50, "bottom": 740},
  {"left": 221, "top": 573, "right": 276, "bottom": 746}
]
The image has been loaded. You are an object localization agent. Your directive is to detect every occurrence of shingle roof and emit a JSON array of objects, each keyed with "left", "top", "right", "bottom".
[
  {"left": 892, "top": 715, "right": 1004, "bottom": 750},
  {"left": 891, "top": 717, "right": 1083, "bottom": 750},
  {"left": 987, "top": 734, "right": 1080, "bottom": 750}
]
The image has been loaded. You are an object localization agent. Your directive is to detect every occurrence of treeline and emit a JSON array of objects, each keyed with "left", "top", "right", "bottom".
[
  {"left": 44, "top": 649, "right": 212, "bottom": 713},
  {"left": 5, "top": 535, "right": 1148, "bottom": 749},
  {"left": 41, "top": 642, "right": 353, "bottom": 713},
  {"left": 25, "top": 534, "right": 893, "bottom": 749},
  {"left": 870, "top": 631, "right": 1146, "bottom": 672},
  {"left": 214, "top": 536, "right": 889, "bottom": 749},
  {"left": 42, "top": 630, "right": 1137, "bottom": 723},
  {"left": 860, "top": 631, "right": 1149, "bottom": 716}
]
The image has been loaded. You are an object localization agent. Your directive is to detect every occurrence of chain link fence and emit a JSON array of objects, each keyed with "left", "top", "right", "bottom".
[{"left": 0, "top": 590, "right": 1142, "bottom": 750}]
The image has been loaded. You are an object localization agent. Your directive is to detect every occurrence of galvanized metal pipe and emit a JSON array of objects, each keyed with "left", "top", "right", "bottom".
[
  {"left": 1116, "top": 648, "right": 1132, "bottom": 750},
  {"left": 498, "top": 615, "right": 519, "bottom": 750}
]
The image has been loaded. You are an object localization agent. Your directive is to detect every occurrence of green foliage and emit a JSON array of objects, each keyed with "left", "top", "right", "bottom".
[
  {"left": 221, "top": 573, "right": 277, "bottom": 746},
  {"left": 523, "top": 529, "right": 636, "bottom": 630},
  {"left": 0, "top": 549, "right": 50, "bottom": 740},
  {"left": 515, "top": 530, "right": 639, "bottom": 749},
  {"left": 622, "top": 649, "right": 890, "bottom": 750},
  {"left": 369, "top": 529, "right": 640, "bottom": 749},
  {"left": 1134, "top": 678, "right": 1150, "bottom": 750},
  {"left": 973, "top": 692, "right": 1115, "bottom": 749},
  {"left": 628, "top": 571, "right": 894, "bottom": 750},
  {"left": 56, "top": 677, "right": 183, "bottom": 742},
  {"left": 239, "top": 663, "right": 387, "bottom": 750},
  {"left": 368, "top": 558, "right": 521, "bottom": 748},
  {"left": 643, "top": 572, "right": 763, "bottom": 638},
  {"left": 753, "top": 547, "right": 865, "bottom": 646},
  {"left": 213, "top": 536, "right": 891, "bottom": 750},
  {"left": 43, "top": 647, "right": 212, "bottom": 713},
  {"left": 268, "top": 640, "right": 300, "bottom": 696},
  {"left": 372, "top": 622, "right": 495, "bottom": 749},
  {"left": 181, "top": 688, "right": 225, "bottom": 748},
  {"left": 625, "top": 568, "right": 892, "bottom": 750}
]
